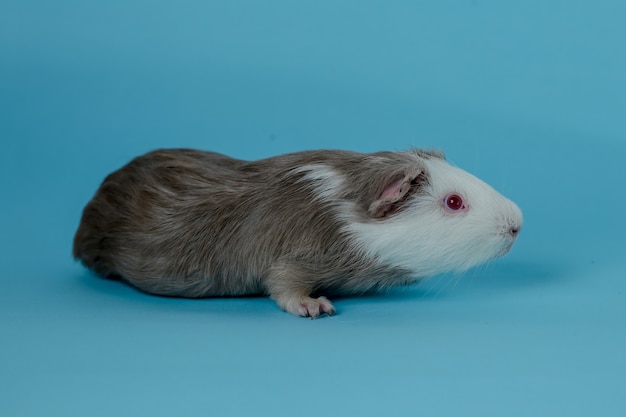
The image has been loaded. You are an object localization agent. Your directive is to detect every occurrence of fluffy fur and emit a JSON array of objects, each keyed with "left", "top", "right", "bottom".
[{"left": 73, "top": 148, "right": 523, "bottom": 317}]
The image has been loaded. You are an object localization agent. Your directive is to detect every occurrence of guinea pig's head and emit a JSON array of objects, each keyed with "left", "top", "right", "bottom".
[{"left": 349, "top": 152, "right": 523, "bottom": 277}]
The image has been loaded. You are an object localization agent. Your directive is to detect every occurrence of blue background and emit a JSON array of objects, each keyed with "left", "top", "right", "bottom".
[{"left": 1, "top": 1, "right": 625, "bottom": 416}]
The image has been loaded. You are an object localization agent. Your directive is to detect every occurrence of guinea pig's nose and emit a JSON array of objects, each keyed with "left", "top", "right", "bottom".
[{"left": 509, "top": 225, "right": 521, "bottom": 237}]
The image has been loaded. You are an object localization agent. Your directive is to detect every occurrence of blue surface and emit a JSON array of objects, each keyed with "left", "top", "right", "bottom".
[{"left": 2, "top": 1, "right": 625, "bottom": 416}]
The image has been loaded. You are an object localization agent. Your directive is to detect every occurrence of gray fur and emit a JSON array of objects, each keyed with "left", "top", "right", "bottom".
[{"left": 72, "top": 148, "right": 478, "bottom": 317}]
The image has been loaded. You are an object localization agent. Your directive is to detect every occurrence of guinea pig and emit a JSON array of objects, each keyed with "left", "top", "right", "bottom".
[{"left": 73, "top": 148, "right": 523, "bottom": 318}]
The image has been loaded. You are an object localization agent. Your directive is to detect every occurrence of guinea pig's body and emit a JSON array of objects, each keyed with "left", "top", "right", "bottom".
[{"left": 73, "top": 148, "right": 522, "bottom": 317}]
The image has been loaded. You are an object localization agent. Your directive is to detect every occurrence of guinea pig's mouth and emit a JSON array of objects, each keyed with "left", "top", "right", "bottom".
[{"left": 496, "top": 241, "right": 515, "bottom": 257}]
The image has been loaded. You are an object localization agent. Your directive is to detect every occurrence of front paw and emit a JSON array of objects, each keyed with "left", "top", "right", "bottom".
[{"left": 277, "top": 295, "right": 336, "bottom": 318}]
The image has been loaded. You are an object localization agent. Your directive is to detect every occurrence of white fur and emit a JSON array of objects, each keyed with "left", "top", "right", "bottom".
[
  {"left": 292, "top": 164, "right": 345, "bottom": 201},
  {"left": 346, "top": 158, "right": 523, "bottom": 277}
]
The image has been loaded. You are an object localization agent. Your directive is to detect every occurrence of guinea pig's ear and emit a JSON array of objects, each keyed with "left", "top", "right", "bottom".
[{"left": 368, "top": 167, "right": 424, "bottom": 218}]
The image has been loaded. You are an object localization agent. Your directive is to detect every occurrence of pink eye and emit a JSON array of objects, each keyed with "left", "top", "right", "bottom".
[{"left": 444, "top": 194, "right": 465, "bottom": 211}]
